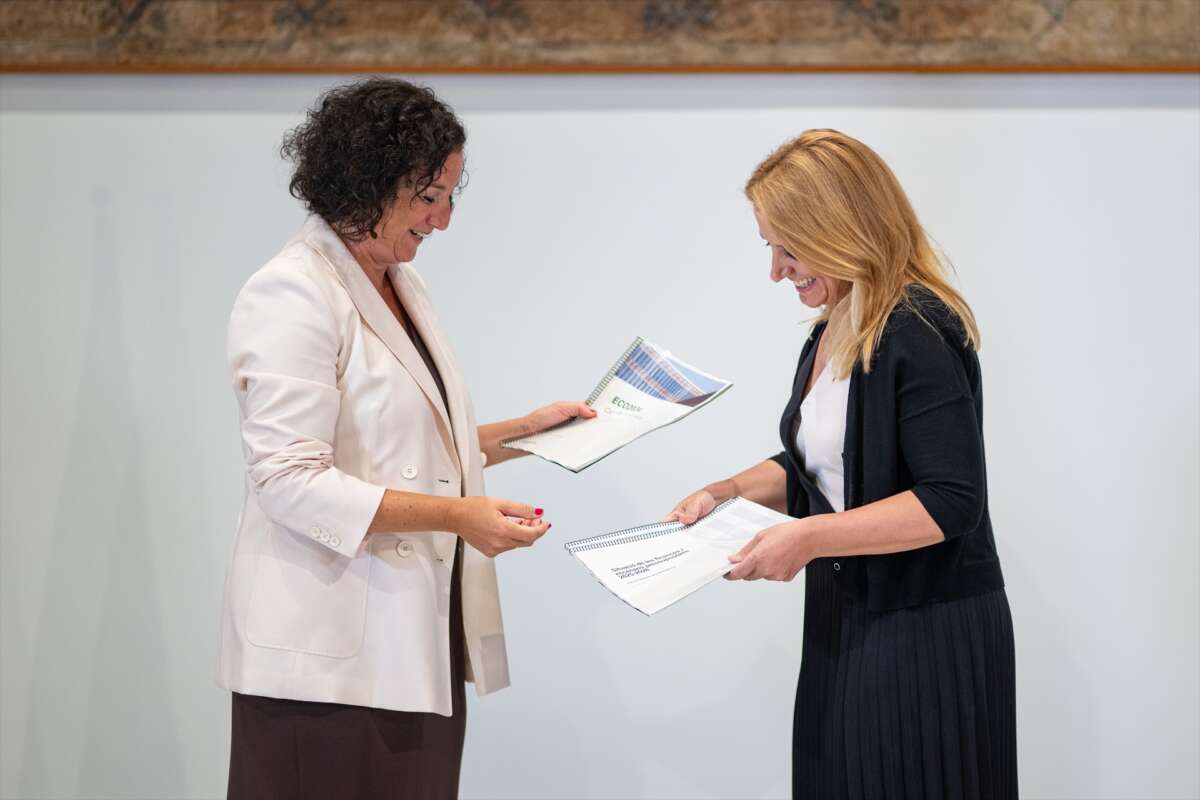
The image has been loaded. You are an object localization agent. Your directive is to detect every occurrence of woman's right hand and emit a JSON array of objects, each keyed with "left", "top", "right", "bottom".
[
  {"left": 449, "top": 496, "right": 550, "bottom": 558},
  {"left": 666, "top": 488, "right": 718, "bottom": 525}
]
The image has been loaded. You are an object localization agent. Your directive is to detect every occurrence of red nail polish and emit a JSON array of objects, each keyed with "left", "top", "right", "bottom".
[{"left": 535, "top": 508, "right": 544, "bottom": 516}]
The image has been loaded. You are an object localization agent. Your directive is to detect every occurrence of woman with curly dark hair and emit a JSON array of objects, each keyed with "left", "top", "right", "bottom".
[{"left": 217, "top": 78, "right": 594, "bottom": 798}]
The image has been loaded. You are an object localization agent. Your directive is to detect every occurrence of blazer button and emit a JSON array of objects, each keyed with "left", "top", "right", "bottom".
[
  {"left": 319, "top": 531, "right": 331, "bottom": 544},
  {"left": 402, "top": 464, "right": 419, "bottom": 480},
  {"left": 329, "top": 536, "right": 342, "bottom": 548},
  {"left": 396, "top": 540, "right": 414, "bottom": 558},
  {"left": 308, "top": 526, "right": 323, "bottom": 539},
  {"left": 832, "top": 561, "right": 841, "bottom": 572}
]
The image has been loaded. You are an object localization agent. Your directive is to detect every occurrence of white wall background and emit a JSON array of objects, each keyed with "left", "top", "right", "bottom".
[{"left": 1, "top": 73, "right": 1197, "bottom": 800}]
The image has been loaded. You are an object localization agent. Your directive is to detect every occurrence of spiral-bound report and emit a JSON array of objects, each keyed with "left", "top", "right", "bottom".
[
  {"left": 564, "top": 497, "right": 793, "bottom": 615},
  {"left": 502, "top": 337, "right": 733, "bottom": 472}
]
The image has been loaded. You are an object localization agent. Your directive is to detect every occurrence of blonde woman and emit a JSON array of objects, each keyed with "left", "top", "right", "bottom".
[{"left": 669, "top": 130, "right": 1016, "bottom": 797}]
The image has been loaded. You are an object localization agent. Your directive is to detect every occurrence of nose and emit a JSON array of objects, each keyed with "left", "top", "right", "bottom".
[
  {"left": 429, "top": 199, "right": 453, "bottom": 231},
  {"left": 769, "top": 250, "right": 789, "bottom": 283}
]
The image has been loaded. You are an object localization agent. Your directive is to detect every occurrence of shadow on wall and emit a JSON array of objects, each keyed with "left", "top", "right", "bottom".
[{"left": 17, "top": 188, "right": 187, "bottom": 797}]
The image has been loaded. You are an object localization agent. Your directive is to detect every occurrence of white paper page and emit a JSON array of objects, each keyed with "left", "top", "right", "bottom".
[
  {"left": 509, "top": 377, "right": 688, "bottom": 470},
  {"left": 568, "top": 498, "right": 793, "bottom": 615},
  {"left": 504, "top": 337, "right": 732, "bottom": 471},
  {"left": 573, "top": 526, "right": 732, "bottom": 614}
]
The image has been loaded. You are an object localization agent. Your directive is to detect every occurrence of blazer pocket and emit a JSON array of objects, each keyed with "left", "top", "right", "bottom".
[{"left": 245, "top": 521, "right": 373, "bottom": 658}]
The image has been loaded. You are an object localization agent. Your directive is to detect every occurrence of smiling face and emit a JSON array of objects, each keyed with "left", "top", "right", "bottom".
[
  {"left": 355, "top": 149, "right": 464, "bottom": 270},
  {"left": 754, "top": 206, "right": 850, "bottom": 310}
]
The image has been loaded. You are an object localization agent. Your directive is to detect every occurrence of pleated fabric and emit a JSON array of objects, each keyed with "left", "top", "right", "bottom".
[{"left": 793, "top": 558, "right": 1018, "bottom": 799}]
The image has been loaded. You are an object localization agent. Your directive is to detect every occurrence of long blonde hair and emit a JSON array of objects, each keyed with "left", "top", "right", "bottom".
[{"left": 745, "top": 129, "right": 979, "bottom": 377}]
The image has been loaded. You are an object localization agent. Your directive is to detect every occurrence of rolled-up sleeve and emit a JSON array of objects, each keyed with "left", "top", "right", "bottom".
[
  {"left": 895, "top": 321, "right": 986, "bottom": 540},
  {"left": 227, "top": 264, "right": 385, "bottom": 558}
]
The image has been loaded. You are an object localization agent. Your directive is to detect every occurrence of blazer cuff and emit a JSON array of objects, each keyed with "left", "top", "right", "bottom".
[{"left": 294, "top": 477, "right": 385, "bottom": 559}]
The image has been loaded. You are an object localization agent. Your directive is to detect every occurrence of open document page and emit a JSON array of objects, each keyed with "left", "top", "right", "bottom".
[
  {"left": 564, "top": 498, "right": 794, "bottom": 615},
  {"left": 503, "top": 337, "right": 732, "bottom": 472}
]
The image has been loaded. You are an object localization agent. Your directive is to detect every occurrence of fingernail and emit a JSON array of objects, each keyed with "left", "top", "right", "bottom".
[{"left": 535, "top": 508, "right": 544, "bottom": 516}]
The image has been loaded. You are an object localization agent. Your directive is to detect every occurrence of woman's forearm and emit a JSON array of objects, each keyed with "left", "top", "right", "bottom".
[
  {"left": 477, "top": 416, "right": 533, "bottom": 468},
  {"left": 366, "top": 489, "right": 458, "bottom": 535},
  {"left": 707, "top": 459, "right": 788, "bottom": 512},
  {"left": 366, "top": 488, "right": 548, "bottom": 556},
  {"left": 804, "top": 490, "right": 944, "bottom": 558}
]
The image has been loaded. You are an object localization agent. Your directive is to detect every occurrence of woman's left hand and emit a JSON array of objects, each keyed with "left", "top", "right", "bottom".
[
  {"left": 726, "top": 519, "right": 815, "bottom": 581},
  {"left": 524, "top": 401, "right": 597, "bottom": 435}
]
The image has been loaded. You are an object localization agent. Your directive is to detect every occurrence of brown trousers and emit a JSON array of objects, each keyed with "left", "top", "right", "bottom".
[{"left": 227, "top": 543, "right": 467, "bottom": 800}]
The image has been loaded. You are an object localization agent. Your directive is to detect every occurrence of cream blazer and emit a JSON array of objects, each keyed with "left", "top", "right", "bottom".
[{"left": 217, "top": 215, "right": 509, "bottom": 715}]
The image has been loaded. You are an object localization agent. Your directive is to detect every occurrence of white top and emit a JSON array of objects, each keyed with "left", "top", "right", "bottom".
[{"left": 795, "top": 362, "right": 851, "bottom": 513}]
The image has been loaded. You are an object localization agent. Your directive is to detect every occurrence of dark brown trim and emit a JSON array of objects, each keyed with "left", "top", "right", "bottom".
[{"left": 4, "top": 63, "right": 1199, "bottom": 75}]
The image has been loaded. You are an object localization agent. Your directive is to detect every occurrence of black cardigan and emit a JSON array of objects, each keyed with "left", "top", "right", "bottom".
[{"left": 770, "top": 287, "right": 1004, "bottom": 611}]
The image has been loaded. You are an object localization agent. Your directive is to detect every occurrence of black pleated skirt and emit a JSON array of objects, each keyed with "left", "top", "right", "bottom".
[{"left": 793, "top": 558, "right": 1018, "bottom": 799}]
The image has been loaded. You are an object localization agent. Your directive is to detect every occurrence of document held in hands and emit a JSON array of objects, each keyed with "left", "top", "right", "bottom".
[
  {"left": 503, "top": 337, "right": 732, "bottom": 472},
  {"left": 564, "top": 497, "right": 794, "bottom": 615}
]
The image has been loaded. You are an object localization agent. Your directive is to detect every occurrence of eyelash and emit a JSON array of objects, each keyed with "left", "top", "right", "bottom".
[
  {"left": 766, "top": 242, "right": 796, "bottom": 259},
  {"left": 421, "top": 194, "right": 455, "bottom": 208}
]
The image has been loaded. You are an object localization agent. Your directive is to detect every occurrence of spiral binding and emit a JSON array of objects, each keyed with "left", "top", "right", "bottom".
[
  {"left": 565, "top": 497, "right": 741, "bottom": 553},
  {"left": 501, "top": 336, "right": 647, "bottom": 449},
  {"left": 584, "top": 336, "right": 645, "bottom": 407}
]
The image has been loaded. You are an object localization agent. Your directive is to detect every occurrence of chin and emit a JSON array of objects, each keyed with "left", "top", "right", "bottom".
[{"left": 798, "top": 294, "right": 826, "bottom": 309}]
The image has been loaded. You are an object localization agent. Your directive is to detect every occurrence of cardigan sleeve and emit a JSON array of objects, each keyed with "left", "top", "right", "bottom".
[
  {"left": 893, "top": 316, "right": 986, "bottom": 540},
  {"left": 767, "top": 450, "right": 810, "bottom": 519}
]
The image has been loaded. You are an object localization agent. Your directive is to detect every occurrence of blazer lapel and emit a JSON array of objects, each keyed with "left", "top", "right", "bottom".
[
  {"left": 391, "top": 264, "right": 472, "bottom": 480},
  {"left": 301, "top": 217, "right": 456, "bottom": 449},
  {"left": 392, "top": 264, "right": 471, "bottom": 567}
]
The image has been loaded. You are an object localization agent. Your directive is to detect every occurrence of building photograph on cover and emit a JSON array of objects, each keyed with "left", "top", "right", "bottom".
[{"left": 614, "top": 340, "right": 729, "bottom": 407}]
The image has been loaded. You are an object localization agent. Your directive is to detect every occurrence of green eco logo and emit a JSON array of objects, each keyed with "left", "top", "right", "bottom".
[{"left": 611, "top": 396, "right": 643, "bottom": 413}]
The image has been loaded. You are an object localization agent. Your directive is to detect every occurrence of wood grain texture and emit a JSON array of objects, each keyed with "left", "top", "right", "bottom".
[{"left": 2, "top": 0, "right": 1197, "bottom": 73}]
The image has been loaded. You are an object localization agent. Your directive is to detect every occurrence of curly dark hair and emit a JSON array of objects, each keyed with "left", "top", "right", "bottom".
[{"left": 281, "top": 78, "right": 466, "bottom": 241}]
